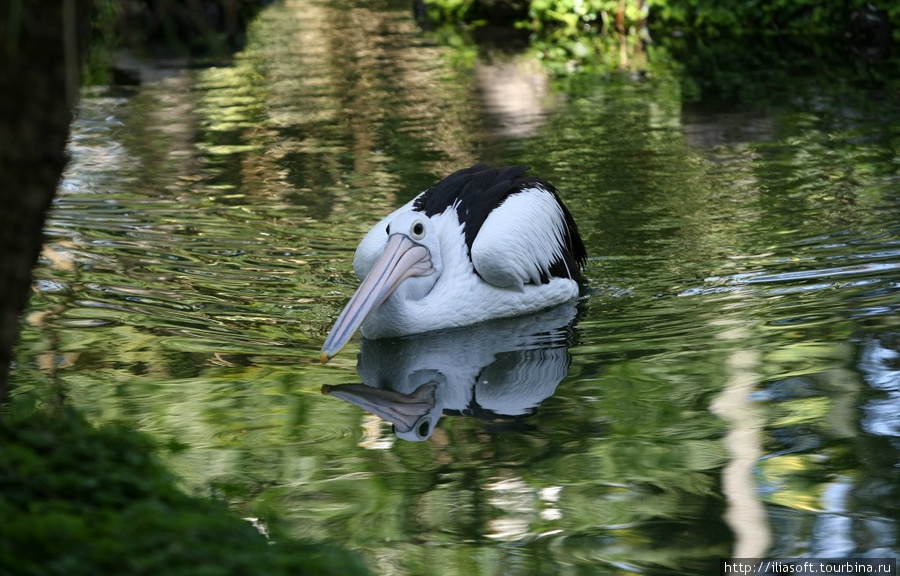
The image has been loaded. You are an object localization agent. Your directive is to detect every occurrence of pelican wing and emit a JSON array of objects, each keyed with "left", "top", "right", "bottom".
[{"left": 470, "top": 184, "right": 585, "bottom": 290}]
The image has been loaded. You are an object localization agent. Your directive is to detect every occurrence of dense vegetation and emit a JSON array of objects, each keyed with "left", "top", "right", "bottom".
[
  {"left": 0, "top": 405, "right": 368, "bottom": 576},
  {"left": 420, "top": 0, "right": 897, "bottom": 40},
  {"left": 418, "top": 0, "right": 897, "bottom": 101}
]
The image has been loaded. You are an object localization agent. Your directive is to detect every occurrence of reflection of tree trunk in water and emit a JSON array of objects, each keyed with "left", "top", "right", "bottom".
[
  {"left": 0, "top": 0, "right": 92, "bottom": 405},
  {"left": 711, "top": 330, "right": 772, "bottom": 558},
  {"left": 616, "top": 1, "right": 627, "bottom": 68}
]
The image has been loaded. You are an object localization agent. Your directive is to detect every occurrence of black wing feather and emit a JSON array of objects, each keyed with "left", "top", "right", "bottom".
[{"left": 413, "top": 164, "right": 586, "bottom": 284}]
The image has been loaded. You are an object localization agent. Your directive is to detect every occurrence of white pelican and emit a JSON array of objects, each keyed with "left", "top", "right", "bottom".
[{"left": 320, "top": 164, "right": 586, "bottom": 363}]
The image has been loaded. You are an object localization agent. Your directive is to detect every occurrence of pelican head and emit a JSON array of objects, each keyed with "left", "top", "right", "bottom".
[{"left": 320, "top": 210, "right": 442, "bottom": 363}]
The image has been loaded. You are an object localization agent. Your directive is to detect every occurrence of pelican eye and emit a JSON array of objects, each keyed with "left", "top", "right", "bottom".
[
  {"left": 410, "top": 220, "right": 426, "bottom": 240},
  {"left": 416, "top": 418, "right": 431, "bottom": 439}
]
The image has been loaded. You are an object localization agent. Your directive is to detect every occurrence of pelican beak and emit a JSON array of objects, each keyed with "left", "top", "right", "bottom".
[{"left": 320, "top": 234, "right": 432, "bottom": 363}]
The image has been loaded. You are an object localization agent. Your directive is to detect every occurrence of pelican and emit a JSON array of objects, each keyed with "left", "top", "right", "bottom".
[{"left": 320, "top": 164, "right": 586, "bottom": 363}]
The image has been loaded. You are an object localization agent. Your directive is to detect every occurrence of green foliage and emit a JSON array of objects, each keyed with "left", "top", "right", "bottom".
[
  {"left": 528, "top": 0, "right": 649, "bottom": 34},
  {"left": 82, "top": 0, "right": 122, "bottom": 85},
  {"left": 648, "top": 0, "right": 897, "bottom": 38},
  {"left": 0, "top": 406, "right": 368, "bottom": 576},
  {"left": 420, "top": 0, "right": 481, "bottom": 23},
  {"left": 424, "top": 0, "right": 899, "bottom": 37},
  {"left": 420, "top": 0, "right": 898, "bottom": 96}
]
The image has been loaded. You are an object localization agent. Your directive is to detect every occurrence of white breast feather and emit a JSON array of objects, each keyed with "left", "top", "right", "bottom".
[{"left": 470, "top": 187, "right": 568, "bottom": 290}]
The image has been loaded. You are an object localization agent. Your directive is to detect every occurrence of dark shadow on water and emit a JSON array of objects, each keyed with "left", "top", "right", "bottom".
[{"left": 662, "top": 30, "right": 896, "bottom": 109}]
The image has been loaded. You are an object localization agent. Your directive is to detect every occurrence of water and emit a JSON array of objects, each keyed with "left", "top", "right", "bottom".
[{"left": 12, "top": 0, "right": 900, "bottom": 573}]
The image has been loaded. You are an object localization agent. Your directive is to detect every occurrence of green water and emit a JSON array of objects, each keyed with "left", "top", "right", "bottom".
[{"left": 12, "top": 0, "right": 900, "bottom": 573}]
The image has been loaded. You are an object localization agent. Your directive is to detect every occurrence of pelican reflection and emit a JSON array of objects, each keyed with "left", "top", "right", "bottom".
[{"left": 322, "top": 301, "right": 578, "bottom": 441}]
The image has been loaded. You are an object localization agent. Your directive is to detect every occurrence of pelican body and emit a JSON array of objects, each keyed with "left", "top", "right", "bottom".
[{"left": 320, "top": 164, "right": 586, "bottom": 363}]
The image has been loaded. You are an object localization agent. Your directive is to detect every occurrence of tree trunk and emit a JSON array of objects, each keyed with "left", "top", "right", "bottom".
[{"left": 0, "top": 0, "right": 92, "bottom": 405}]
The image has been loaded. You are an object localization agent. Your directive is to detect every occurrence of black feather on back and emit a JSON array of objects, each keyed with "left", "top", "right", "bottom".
[{"left": 413, "top": 164, "right": 587, "bottom": 284}]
